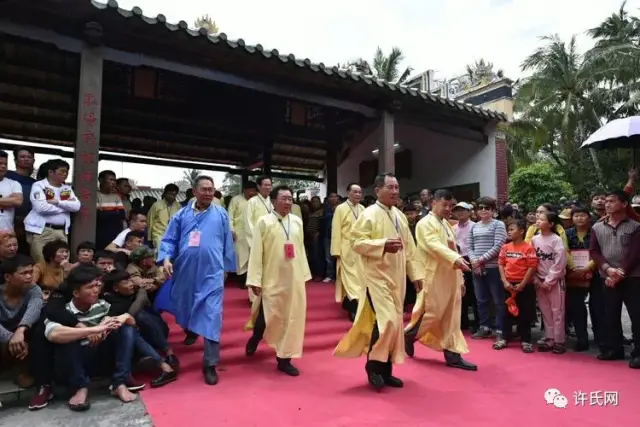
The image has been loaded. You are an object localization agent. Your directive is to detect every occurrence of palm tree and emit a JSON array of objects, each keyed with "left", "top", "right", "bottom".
[
  {"left": 586, "top": 1, "right": 640, "bottom": 118},
  {"left": 512, "top": 34, "right": 604, "bottom": 182},
  {"left": 182, "top": 169, "right": 202, "bottom": 187},
  {"left": 194, "top": 14, "right": 219, "bottom": 34},
  {"left": 343, "top": 47, "right": 413, "bottom": 84}
]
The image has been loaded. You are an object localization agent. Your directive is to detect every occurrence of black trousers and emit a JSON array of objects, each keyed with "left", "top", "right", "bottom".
[
  {"left": 19, "top": 317, "right": 55, "bottom": 387},
  {"left": 250, "top": 301, "right": 290, "bottom": 363},
  {"left": 364, "top": 290, "right": 392, "bottom": 377},
  {"left": 461, "top": 259, "right": 478, "bottom": 330},
  {"left": 566, "top": 278, "right": 606, "bottom": 347},
  {"left": 566, "top": 286, "right": 590, "bottom": 344},
  {"left": 587, "top": 276, "right": 607, "bottom": 347},
  {"left": 342, "top": 297, "right": 358, "bottom": 317},
  {"left": 404, "top": 278, "right": 416, "bottom": 312},
  {"left": 603, "top": 276, "right": 640, "bottom": 357},
  {"left": 503, "top": 284, "right": 536, "bottom": 343},
  {"left": 251, "top": 301, "right": 266, "bottom": 340}
]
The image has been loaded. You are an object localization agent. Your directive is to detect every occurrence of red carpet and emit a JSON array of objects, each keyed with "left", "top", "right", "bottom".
[{"left": 141, "top": 282, "right": 639, "bottom": 427}]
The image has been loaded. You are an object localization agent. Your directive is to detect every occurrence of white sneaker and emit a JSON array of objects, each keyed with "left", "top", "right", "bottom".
[{"left": 322, "top": 277, "right": 332, "bottom": 283}]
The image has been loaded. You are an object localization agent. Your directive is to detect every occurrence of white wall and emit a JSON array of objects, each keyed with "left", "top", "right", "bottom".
[{"left": 335, "top": 121, "right": 497, "bottom": 198}]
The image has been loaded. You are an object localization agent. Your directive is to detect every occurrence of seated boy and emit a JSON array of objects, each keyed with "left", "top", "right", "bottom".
[
  {"left": 44, "top": 264, "right": 139, "bottom": 411},
  {"left": 102, "top": 269, "right": 178, "bottom": 387},
  {"left": 0, "top": 255, "right": 56, "bottom": 411},
  {"left": 93, "top": 250, "right": 116, "bottom": 274},
  {"left": 126, "top": 246, "right": 172, "bottom": 350}
]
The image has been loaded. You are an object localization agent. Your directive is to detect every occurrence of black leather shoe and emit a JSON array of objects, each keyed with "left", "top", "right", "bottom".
[
  {"left": 245, "top": 336, "right": 260, "bottom": 356},
  {"left": 166, "top": 354, "right": 180, "bottom": 370},
  {"left": 384, "top": 376, "right": 404, "bottom": 388},
  {"left": 277, "top": 360, "right": 300, "bottom": 376},
  {"left": 444, "top": 350, "right": 478, "bottom": 371},
  {"left": 597, "top": 350, "right": 625, "bottom": 361},
  {"left": 629, "top": 356, "right": 640, "bottom": 369},
  {"left": 184, "top": 331, "right": 198, "bottom": 346},
  {"left": 405, "top": 334, "right": 415, "bottom": 358},
  {"left": 367, "top": 371, "right": 384, "bottom": 390},
  {"left": 573, "top": 342, "right": 589, "bottom": 352},
  {"left": 150, "top": 370, "right": 178, "bottom": 388},
  {"left": 203, "top": 366, "right": 219, "bottom": 385}
]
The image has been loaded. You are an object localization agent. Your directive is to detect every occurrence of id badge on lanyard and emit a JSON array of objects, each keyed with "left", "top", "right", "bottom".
[
  {"left": 277, "top": 214, "right": 295, "bottom": 259},
  {"left": 189, "top": 230, "right": 201, "bottom": 247}
]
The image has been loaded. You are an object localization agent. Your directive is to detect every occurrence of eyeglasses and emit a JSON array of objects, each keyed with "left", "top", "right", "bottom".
[{"left": 477, "top": 206, "right": 492, "bottom": 211}]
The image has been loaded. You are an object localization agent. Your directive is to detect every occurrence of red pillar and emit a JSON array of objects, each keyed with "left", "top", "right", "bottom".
[{"left": 494, "top": 130, "right": 509, "bottom": 205}]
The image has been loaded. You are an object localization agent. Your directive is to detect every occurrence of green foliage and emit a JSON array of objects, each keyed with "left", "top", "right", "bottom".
[
  {"left": 343, "top": 47, "right": 412, "bottom": 83},
  {"left": 508, "top": 3, "right": 640, "bottom": 197},
  {"left": 220, "top": 173, "right": 318, "bottom": 196},
  {"left": 509, "top": 163, "right": 574, "bottom": 210}
]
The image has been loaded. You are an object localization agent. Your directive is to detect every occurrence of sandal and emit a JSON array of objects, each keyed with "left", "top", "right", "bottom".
[
  {"left": 521, "top": 343, "right": 534, "bottom": 353},
  {"left": 537, "top": 338, "right": 552, "bottom": 352},
  {"left": 492, "top": 339, "right": 508, "bottom": 350},
  {"left": 552, "top": 343, "right": 566, "bottom": 354},
  {"left": 68, "top": 397, "right": 91, "bottom": 412}
]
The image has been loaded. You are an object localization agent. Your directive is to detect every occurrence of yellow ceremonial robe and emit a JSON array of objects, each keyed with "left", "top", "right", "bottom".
[
  {"left": 405, "top": 212, "right": 469, "bottom": 354},
  {"left": 228, "top": 194, "right": 250, "bottom": 275},
  {"left": 331, "top": 200, "right": 365, "bottom": 302},
  {"left": 334, "top": 202, "right": 424, "bottom": 364},
  {"left": 147, "top": 199, "right": 181, "bottom": 250},
  {"left": 244, "top": 212, "right": 311, "bottom": 358},
  {"left": 292, "top": 203, "right": 302, "bottom": 219},
  {"left": 244, "top": 194, "right": 273, "bottom": 302}
]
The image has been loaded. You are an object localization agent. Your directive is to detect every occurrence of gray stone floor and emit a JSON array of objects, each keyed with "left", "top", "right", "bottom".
[{"left": 0, "top": 387, "right": 153, "bottom": 427}]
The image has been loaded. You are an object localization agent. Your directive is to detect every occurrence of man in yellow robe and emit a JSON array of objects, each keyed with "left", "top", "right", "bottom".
[
  {"left": 227, "top": 181, "right": 258, "bottom": 286},
  {"left": 244, "top": 185, "right": 311, "bottom": 376},
  {"left": 291, "top": 202, "right": 302, "bottom": 218},
  {"left": 334, "top": 173, "right": 424, "bottom": 389},
  {"left": 331, "top": 182, "right": 365, "bottom": 321},
  {"left": 244, "top": 176, "right": 273, "bottom": 303},
  {"left": 404, "top": 189, "right": 477, "bottom": 371},
  {"left": 147, "top": 184, "right": 181, "bottom": 251}
]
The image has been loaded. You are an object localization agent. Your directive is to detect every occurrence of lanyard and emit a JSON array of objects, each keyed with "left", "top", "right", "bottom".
[
  {"left": 258, "top": 196, "right": 272, "bottom": 214},
  {"left": 437, "top": 214, "right": 454, "bottom": 240},
  {"left": 347, "top": 201, "right": 359, "bottom": 220},
  {"left": 376, "top": 202, "right": 400, "bottom": 234},
  {"left": 274, "top": 213, "right": 291, "bottom": 240}
]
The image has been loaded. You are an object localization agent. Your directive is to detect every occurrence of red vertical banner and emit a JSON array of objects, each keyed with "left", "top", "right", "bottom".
[
  {"left": 494, "top": 130, "right": 509, "bottom": 205},
  {"left": 71, "top": 48, "right": 103, "bottom": 253}
]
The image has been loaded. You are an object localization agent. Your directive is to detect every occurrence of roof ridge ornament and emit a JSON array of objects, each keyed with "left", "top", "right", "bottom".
[{"left": 83, "top": 21, "right": 104, "bottom": 47}]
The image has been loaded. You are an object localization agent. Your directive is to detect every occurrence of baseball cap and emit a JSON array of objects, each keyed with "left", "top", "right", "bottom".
[
  {"left": 453, "top": 202, "right": 472, "bottom": 210},
  {"left": 632, "top": 195, "right": 640, "bottom": 208},
  {"left": 130, "top": 245, "right": 155, "bottom": 263},
  {"left": 559, "top": 208, "right": 572, "bottom": 220}
]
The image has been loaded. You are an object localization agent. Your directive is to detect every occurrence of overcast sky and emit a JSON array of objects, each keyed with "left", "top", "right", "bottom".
[{"left": 5, "top": 0, "right": 635, "bottom": 188}]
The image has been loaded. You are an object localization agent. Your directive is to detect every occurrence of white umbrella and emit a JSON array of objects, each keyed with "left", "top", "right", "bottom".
[{"left": 580, "top": 116, "right": 640, "bottom": 150}]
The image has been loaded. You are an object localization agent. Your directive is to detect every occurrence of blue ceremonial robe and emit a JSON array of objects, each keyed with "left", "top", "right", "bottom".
[{"left": 157, "top": 202, "right": 236, "bottom": 342}]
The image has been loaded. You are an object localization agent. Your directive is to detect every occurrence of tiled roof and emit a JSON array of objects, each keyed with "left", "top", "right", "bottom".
[{"left": 90, "top": 1, "right": 507, "bottom": 122}]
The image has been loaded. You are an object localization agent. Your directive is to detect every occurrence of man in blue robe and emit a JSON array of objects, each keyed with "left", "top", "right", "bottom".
[{"left": 158, "top": 175, "right": 236, "bottom": 385}]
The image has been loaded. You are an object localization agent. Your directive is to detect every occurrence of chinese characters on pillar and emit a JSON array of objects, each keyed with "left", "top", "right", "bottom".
[{"left": 76, "top": 92, "right": 100, "bottom": 222}]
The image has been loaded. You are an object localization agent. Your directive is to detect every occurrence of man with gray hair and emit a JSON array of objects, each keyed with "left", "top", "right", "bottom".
[{"left": 158, "top": 176, "right": 237, "bottom": 385}]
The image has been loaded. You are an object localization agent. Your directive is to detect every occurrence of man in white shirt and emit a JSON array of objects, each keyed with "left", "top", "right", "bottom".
[
  {"left": 105, "top": 211, "right": 147, "bottom": 254},
  {"left": 24, "top": 159, "right": 80, "bottom": 263},
  {"left": 0, "top": 150, "right": 23, "bottom": 231}
]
